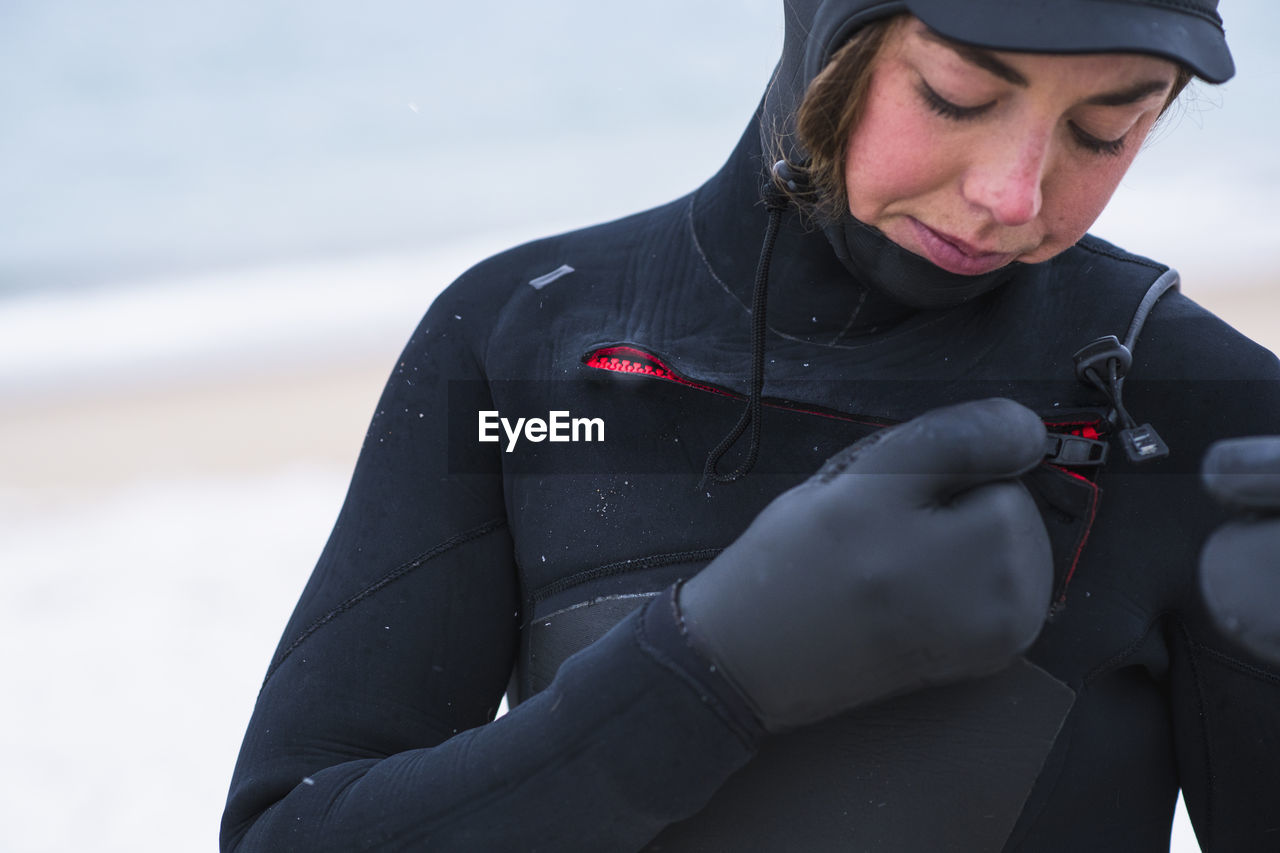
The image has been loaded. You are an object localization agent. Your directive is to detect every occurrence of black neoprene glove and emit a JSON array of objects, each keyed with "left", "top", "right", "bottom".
[
  {"left": 678, "top": 397, "right": 1054, "bottom": 732},
  {"left": 1199, "top": 436, "right": 1280, "bottom": 663}
]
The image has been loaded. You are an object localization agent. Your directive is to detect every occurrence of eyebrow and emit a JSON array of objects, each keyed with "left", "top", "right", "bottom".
[
  {"left": 918, "top": 26, "right": 1173, "bottom": 107},
  {"left": 1083, "top": 80, "right": 1172, "bottom": 106},
  {"left": 919, "top": 27, "right": 1028, "bottom": 87}
]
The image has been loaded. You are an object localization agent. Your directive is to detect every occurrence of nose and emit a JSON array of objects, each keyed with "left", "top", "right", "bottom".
[{"left": 961, "top": 129, "right": 1049, "bottom": 227}]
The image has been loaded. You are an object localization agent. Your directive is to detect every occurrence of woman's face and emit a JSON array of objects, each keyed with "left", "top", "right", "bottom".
[{"left": 844, "top": 20, "right": 1179, "bottom": 276}]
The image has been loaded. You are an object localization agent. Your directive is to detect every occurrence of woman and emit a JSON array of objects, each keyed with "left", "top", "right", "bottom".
[{"left": 222, "top": 1, "right": 1280, "bottom": 850}]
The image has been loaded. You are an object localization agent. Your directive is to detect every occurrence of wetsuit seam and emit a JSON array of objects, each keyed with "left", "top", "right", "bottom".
[
  {"left": 1081, "top": 613, "right": 1166, "bottom": 686},
  {"left": 686, "top": 190, "right": 956, "bottom": 351},
  {"left": 1001, "top": 708, "right": 1077, "bottom": 852},
  {"left": 687, "top": 193, "right": 753, "bottom": 323},
  {"left": 634, "top": 594, "right": 761, "bottom": 749},
  {"left": 1137, "top": 0, "right": 1222, "bottom": 26},
  {"left": 1172, "top": 633, "right": 1280, "bottom": 849},
  {"left": 364, "top": 691, "right": 626, "bottom": 847},
  {"left": 1171, "top": 617, "right": 1217, "bottom": 849},
  {"left": 263, "top": 517, "right": 508, "bottom": 684},
  {"left": 828, "top": 287, "right": 868, "bottom": 346},
  {"left": 461, "top": 246, "right": 558, "bottom": 376},
  {"left": 1188, "top": 641, "right": 1280, "bottom": 685},
  {"left": 531, "top": 547, "right": 725, "bottom": 603},
  {"left": 1074, "top": 240, "right": 1167, "bottom": 273}
]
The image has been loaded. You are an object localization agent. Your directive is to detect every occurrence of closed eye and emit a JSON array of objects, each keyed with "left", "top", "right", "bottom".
[
  {"left": 1068, "top": 121, "right": 1128, "bottom": 157},
  {"left": 917, "top": 80, "right": 993, "bottom": 122}
]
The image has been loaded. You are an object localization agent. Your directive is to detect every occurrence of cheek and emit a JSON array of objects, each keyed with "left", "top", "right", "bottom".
[
  {"left": 844, "top": 85, "right": 948, "bottom": 220},
  {"left": 1028, "top": 157, "right": 1135, "bottom": 261}
]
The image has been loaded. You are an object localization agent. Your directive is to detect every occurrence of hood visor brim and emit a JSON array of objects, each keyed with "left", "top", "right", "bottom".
[{"left": 905, "top": 0, "right": 1233, "bottom": 82}]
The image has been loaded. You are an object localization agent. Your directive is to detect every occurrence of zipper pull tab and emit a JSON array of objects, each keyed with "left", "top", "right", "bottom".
[{"left": 1044, "top": 433, "right": 1109, "bottom": 467}]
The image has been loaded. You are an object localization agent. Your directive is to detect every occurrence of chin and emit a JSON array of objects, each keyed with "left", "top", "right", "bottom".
[{"left": 1016, "top": 241, "right": 1068, "bottom": 266}]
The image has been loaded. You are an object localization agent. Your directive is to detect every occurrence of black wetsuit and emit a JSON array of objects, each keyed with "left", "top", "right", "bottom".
[{"left": 222, "top": 4, "right": 1280, "bottom": 851}]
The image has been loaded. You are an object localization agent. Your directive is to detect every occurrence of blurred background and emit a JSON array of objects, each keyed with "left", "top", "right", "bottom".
[{"left": 1, "top": 1, "right": 1275, "bottom": 849}]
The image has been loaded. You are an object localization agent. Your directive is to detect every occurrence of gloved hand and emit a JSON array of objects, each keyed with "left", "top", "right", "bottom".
[
  {"left": 1199, "top": 436, "right": 1280, "bottom": 663},
  {"left": 679, "top": 397, "right": 1054, "bottom": 732}
]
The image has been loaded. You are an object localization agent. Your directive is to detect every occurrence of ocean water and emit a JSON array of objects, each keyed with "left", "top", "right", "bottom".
[{"left": 1, "top": 0, "right": 779, "bottom": 295}]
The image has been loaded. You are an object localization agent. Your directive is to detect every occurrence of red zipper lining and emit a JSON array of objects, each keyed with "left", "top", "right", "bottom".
[
  {"left": 1043, "top": 421, "right": 1103, "bottom": 441},
  {"left": 1050, "top": 465, "right": 1102, "bottom": 604},
  {"left": 584, "top": 345, "right": 734, "bottom": 399}
]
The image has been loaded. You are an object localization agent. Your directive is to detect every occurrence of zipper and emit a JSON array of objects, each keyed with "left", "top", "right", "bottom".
[{"left": 586, "top": 344, "right": 1108, "bottom": 471}]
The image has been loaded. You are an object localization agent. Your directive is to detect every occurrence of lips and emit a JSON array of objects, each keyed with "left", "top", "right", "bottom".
[{"left": 906, "top": 218, "right": 1018, "bottom": 276}]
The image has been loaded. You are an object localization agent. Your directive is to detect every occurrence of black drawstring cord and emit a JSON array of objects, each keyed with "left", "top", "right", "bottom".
[
  {"left": 700, "top": 163, "right": 796, "bottom": 488},
  {"left": 1072, "top": 269, "right": 1179, "bottom": 463},
  {"left": 1079, "top": 357, "right": 1137, "bottom": 432},
  {"left": 1122, "top": 269, "right": 1180, "bottom": 353},
  {"left": 1113, "top": 268, "right": 1180, "bottom": 430}
]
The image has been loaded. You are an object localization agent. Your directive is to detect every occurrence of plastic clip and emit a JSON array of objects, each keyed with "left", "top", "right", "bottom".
[
  {"left": 1044, "top": 433, "right": 1109, "bottom": 467},
  {"left": 1073, "top": 335, "right": 1132, "bottom": 384},
  {"left": 772, "top": 160, "right": 802, "bottom": 193}
]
